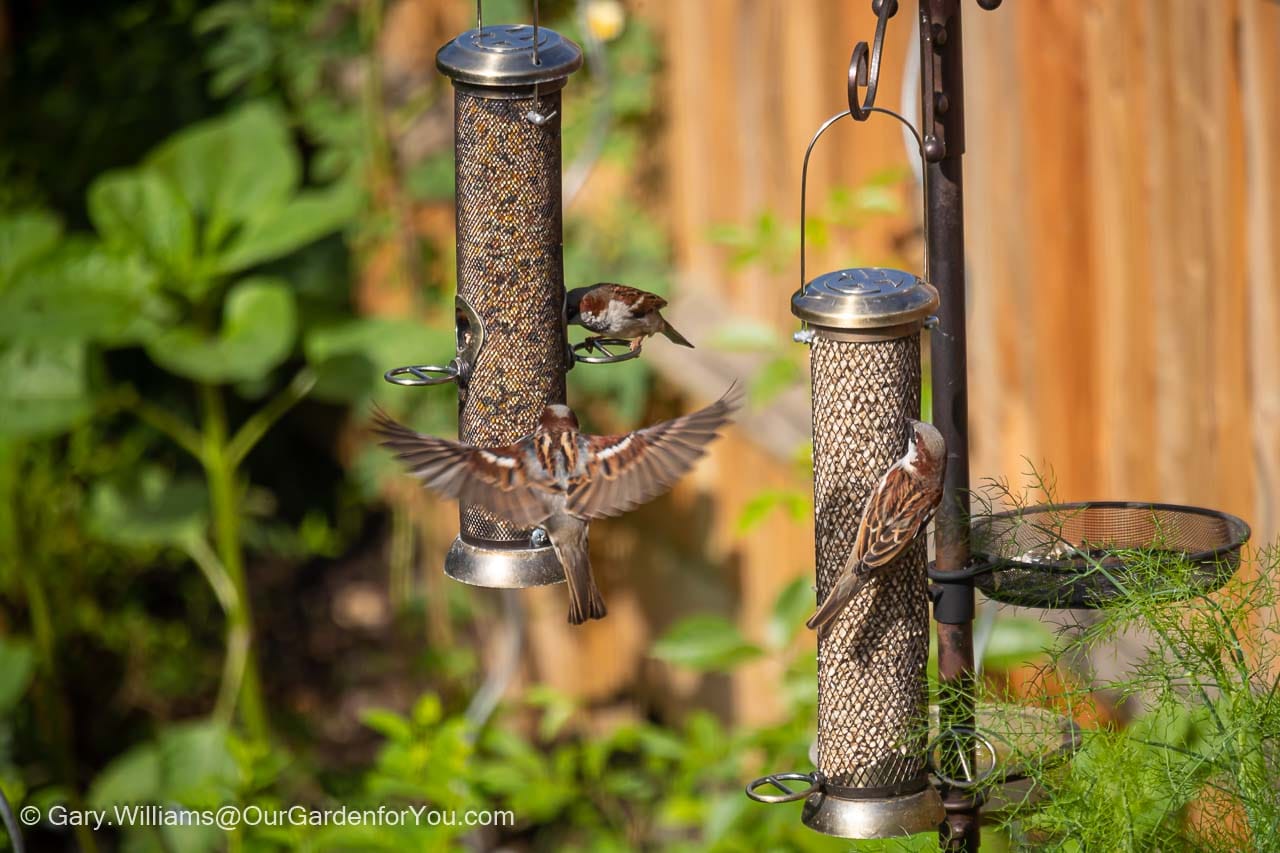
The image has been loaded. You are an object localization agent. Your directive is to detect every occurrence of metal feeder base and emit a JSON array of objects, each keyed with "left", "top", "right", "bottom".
[
  {"left": 444, "top": 537, "right": 565, "bottom": 588},
  {"left": 801, "top": 786, "right": 943, "bottom": 839}
]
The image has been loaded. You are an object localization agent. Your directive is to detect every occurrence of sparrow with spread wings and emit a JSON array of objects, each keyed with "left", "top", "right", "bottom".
[
  {"left": 373, "top": 385, "right": 742, "bottom": 624},
  {"left": 566, "top": 283, "right": 695, "bottom": 353},
  {"left": 806, "top": 419, "right": 946, "bottom": 633}
]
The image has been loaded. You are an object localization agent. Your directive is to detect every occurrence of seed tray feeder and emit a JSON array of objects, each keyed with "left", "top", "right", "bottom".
[{"left": 965, "top": 502, "right": 1250, "bottom": 609}]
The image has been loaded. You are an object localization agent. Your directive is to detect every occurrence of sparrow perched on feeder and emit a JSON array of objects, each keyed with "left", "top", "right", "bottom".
[
  {"left": 807, "top": 419, "right": 946, "bottom": 634},
  {"left": 566, "top": 283, "right": 695, "bottom": 353},
  {"left": 372, "top": 385, "right": 742, "bottom": 624}
]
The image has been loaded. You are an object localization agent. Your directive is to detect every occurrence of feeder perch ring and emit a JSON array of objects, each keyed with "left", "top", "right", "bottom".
[
  {"left": 571, "top": 338, "right": 642, "bottom": 364},
  {"left": 383, "top": 363, "right": 462, "bottom": 387},
  {"left": 745, "top": 772, "right": 824, "bottom": 804},
  {"left": 926, "top": 726, "right": 998, "bottom": 789}
]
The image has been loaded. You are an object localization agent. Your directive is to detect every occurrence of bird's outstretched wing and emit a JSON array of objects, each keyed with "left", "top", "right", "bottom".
[
  {"left": 370, "top": 407, "right": 551, "bottom": 526},
  {"left": 568, "top": 383, "right": 743, "bottom": 519}
]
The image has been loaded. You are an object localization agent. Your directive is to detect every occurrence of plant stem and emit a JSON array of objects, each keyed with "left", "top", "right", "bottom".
[
  {"left": 22, "top": 572, "right": 99, "bottom": 853},
  {"left": 182, "top": 534, "right": 243, "bottom": 725},
  {"left": 199, "top": 383, "right": 269, "bottom": 741},
  {"left": 226, "top": 367, "right": 316, "bottom": 468},
  {"left": 114, "top": 387, "right": 205, "bottom": 462}
]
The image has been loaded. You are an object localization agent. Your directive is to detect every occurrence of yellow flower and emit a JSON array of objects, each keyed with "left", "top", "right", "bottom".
[{"left": 586, "top": 0, "right": 626, "bottom": 42}]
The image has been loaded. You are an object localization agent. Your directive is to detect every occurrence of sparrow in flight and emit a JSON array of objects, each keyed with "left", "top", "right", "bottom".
[
  {"left": 806, "top": 419, "right": 946, "bottom": 634},
  {"left": 566, "top": 283, "right": 695, "bottom": 353},
  {"left": 373, "top": 385, "right": 742, "bottom": 624}
]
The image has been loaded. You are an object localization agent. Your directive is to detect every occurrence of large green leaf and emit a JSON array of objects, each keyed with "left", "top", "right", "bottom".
[
  {"left": 215, "top": 179, "right": 359, "bottom": 274},
  {"left": 0, "top": 210, "right": 62, "bottom": 288},
  {"left": 0, "top": 342, "right": 94, "bottom": 438},
  {"left": 85, "top": 102, "right": 350, "bottom": 293},
  {"left": 148, "top": 101, "right": 298, "bottom": 247},
  {"left": 87, "top": 739, "right": 162, "bottom": 808},
  {"left": 651, "top": 615, "right": 763, "bottom": 672},
  {"left": 87, "top": 468, "right": 208, "bottom": 548},
  {"left": 147, "top": 277, "right": 297, "bottom": 384},
  {"left": 89, "top": 720, "right": 236, "bottom": 809},
  {"left": 88, "top": 169, "right": 196, "bottom": 283},
  {"left": 0, "top": 241, "right": 172, "bottom": 346}
]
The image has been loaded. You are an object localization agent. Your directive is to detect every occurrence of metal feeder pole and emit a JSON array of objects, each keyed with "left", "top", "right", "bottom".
[
  {"left": 432, "top": 23, "right": 583, "bottom": 588},
  {"left": 922, "top": 1, "right": 984, "bottom": 849}
]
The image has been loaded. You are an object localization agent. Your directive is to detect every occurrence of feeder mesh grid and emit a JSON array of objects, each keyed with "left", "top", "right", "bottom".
[
  {"left": 811, "top": 335, "right": 930, "bottom": 790},
  {"left": 454, "top": 90, "right": 568, "bottom": 544}
]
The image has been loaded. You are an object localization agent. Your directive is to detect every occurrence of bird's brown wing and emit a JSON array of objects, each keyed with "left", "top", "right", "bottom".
[
  {"left": 603, "top": 283, "right": 669, "bottom": 314},
  {"left": 568, "top": 383, "right": 743, "bottom": 519},
  {"left": 370, "top": 407, "right": 552, "bottom": 526},
  {"left": 855, "top": 465, "right": 939, "bottom": 570}
]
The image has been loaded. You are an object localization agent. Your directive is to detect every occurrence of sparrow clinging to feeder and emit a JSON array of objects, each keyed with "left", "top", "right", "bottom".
[
  {"left": 806, "top": 419, "right": 946, "bottom": 634},
  {"left": 372, "top": 385, "right": 742, "bottom": 624},
  {"left": 566, "top": 283, "right": 695, "bottom": 353}
]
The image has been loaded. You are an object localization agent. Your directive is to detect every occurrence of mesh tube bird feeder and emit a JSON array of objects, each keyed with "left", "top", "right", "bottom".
[
  {"left": 796, "top": 270, "right": 942, "bottom": 838},
  {"left": 385, "top": 21, "right": 582, "bottom": 587}
]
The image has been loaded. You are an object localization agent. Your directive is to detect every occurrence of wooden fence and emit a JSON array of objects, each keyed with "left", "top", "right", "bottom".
[
  {"left": 397, "top": 0, "right": 1280, "bottom": 723},
  {"left": 644, "top": 0, "right": 1279, "bottom": 537}
]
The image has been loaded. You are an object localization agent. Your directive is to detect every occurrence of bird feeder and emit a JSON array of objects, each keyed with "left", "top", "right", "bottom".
[
  {"left": 385, "top": 16, "right": 581, "bottom": 589},
  {"left": 795, "top": 270, "right": 943, "bottom": 838}
]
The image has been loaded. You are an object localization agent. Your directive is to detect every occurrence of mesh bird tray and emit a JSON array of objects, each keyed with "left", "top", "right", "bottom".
[{"left": 968, "top": 502, "right": 1250, "bottom": 609}]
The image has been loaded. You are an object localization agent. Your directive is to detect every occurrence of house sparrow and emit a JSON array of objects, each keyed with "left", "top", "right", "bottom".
[
  {"left": 806, "top": 419, "right": 946, "bottom": 633},
  {"left": 566, "top": 283, "right": 695, "bottom": 352},
  {"left": 372, "top": 385, "right": 742, "bottom": 624}
]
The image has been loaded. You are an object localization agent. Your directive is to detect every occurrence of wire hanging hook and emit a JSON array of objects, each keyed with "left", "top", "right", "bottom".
[
  {"left": 849, "top": 1, "right": 950, "bottom": 161},
  {"left": 847, "top": 0, "right": 897, "bottom": 120}
]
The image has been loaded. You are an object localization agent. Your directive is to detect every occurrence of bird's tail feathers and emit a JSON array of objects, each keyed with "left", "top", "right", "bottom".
[
  {"left": 661, "top": 320, "right": 695, "bottom": 348},
  {"left": 806, "top": 570, "right": 868, "bottom": 633},
  {"left": 568, "top": 575, "right": 607, "bottom": 625},
  {"left": 549, "top": 522, "right": 607, "bottom": 625}
]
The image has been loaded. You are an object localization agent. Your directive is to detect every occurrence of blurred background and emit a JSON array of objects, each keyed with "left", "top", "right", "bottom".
[{"left": 1, "top": 0, "right": 1277, "bottom": 850}]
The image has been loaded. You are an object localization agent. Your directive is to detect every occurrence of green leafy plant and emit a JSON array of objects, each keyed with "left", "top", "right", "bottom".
[
  {"left": 955, "top": 472, "right": 1280, "bottom": 851},
  {"left": 0, "top": 101, "right": 360, "bottom": 745},
  {"left": 992, "top": 540, "right": 1280, "bottom": 852}
]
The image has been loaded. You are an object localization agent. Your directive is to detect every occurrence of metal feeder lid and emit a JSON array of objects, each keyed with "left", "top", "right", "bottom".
[
  {"left": 437, "top": 25, "right": 583, "bottom": 88},
  {"left": 791, "top": 268, "right": 939, "bottom": 331}
]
